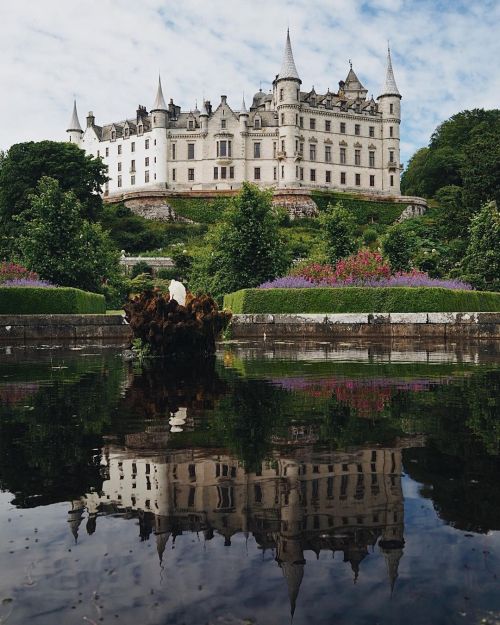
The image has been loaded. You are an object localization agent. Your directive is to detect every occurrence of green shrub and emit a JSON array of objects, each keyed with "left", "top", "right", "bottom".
[
  {"left": 311, "top": 191, "right": 403, "bottom": 226},
  {"left": 131, "top": 261, "right": 153, "bottom": 278},
  {"left": 167, "top": 197, "right": 231, "bottom": 224},
  {"left": 224, "top": 287, "right": 500, "bottom": 314},
  {"left": 0, "top": 287, "right": 106, "bottom": 314},
  {"left": 363, "top": 228, "right": 378, "bottom": 245}
]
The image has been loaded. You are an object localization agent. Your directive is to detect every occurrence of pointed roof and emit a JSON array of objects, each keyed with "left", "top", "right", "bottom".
[
  {"left": 344, "top": 66, "right": 366, "bottom": 92},
  {"left": 200, "top": 100, "right": 209, "bottom": 116},
  {"left": 152, "top": 75, "right": 167, "bottom": 110},
  {"left": 277, "top": 29, "right": 301, "bottom": 82},
  {"left": 67, "top": 100, "right": 83, "bottom": 132},
  {"left": 281, "top": 562, "right": 304, "bottom": 617},
  {"left": 380, "top": 45, "right": 401, "bottom": 97},
  {"left": 240, "top": 94, "right": 248, "bottom": 115}
]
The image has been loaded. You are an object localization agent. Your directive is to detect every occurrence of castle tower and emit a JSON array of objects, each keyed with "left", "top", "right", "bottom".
[
  {"left": 275, "top": 29, "right": 301, "bottom": 188},
  {"left": 377, "top": 45, "right": 402, "bottom": 194},
  {"left": 150, "top": 76, "right": 168, "bottom": 188},
  {"left": 66, "top": 100, "right": 83, "bottom": 145}
]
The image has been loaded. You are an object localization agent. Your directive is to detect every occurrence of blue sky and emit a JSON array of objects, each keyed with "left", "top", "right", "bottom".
[{"left": 1, "top": 0, "right": 499, "bottom": 165}]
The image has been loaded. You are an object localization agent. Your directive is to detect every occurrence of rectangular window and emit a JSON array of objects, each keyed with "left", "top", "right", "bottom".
[
  {"left": 221, "top": 166, "right": 227, "bottom": 179},
  {"left": 340, "top": 122, "right": 346, "bottom": 133},
  {"left": 389, "top": 126, "right": 394, "bottom": 137},
  {"left": 229, "top": 166, "right": 234, "bottom": 179},
  {"left": 118, "top": 144, "right": 122, "bottom": 155},
  {"left": 145, "top": 170, "right": 149, "bottom": 183},
  {"left": 105, "top": 147, "right": 109, "bottom": 157},
  {"left": 254, "top": 142, "right": 261, "bottom": 158},
  {"left": 299, "top": 116, "right": 304, "bottom": 128},
  {"left": 274, "top": 166, "right": 277, "bottom": 181},
  {"left": 145, "top": 157, "right": 149, "bottom": 167},
  {"left": 309, "top": 144, "right": 316, "bottom": 161},
  {"left": 130, "top": 159, "right": 136, "bottom": 172},
  {"left": 340, "top": 171, "right": 346, "bottom": 184},
  {"left": 310, "top": 169, "right": 316, "bottom": 181},
  {"left": 254, "top": 167, "right": 261, "bottom": 180},
  {"left": 172, "top": 168, "right": 176, "bottom": 181},
  {"left": 340, "top": 147, "right": 346, "bottom": 164},
  {"left": 370, "top": 174, "right": 375, "bottom": 187},
  {"left": 117, "top": 162, "right": 122, "bottom": 172},
  {"left": 369, "top": 151, "right": 375, "bottom": 167},
  {"left": 280, "top": 113, "right": 285, "bottom": 124},
  {"left": 131, "top": 142, "right": 135, "bottom": 152},
  {"left": 117, "top": 175, "right": 122, "bottom": 187},
  {"left": 273, "top": 142, "right": 277, "bottom": 158},
  {"left": 355, "top": 149, "right": 361, "bottom": 166},
  {"left": 369, "top": 126, "right": 375, "bottom": 138},
  {"left": 390, "top": 103, "right": 394, "bottom": 114},
  {"left": 172, "top": 144, "right": 176, "bottom": 159},
  {"left": 188, "top": 168, "right": 195, "bottom": 181},
  {"left": 325, "top": 145, "right": 331, "bottom": 162},
  {"left": 326, "top": 170, "right": 331, "bottom": 183},
  {"left": 355, "top": 124, "right": 360, "bottom": 136},
  {"left": 325, "top": 120, "right": 331, "bottom": 132},
  {"left": 389, "top": 150, "right": 394, "bottom": 162},
  {"left": 279, "top": 88, "right": 284, "bottom": 101},
  {"left": 310, "top": 118, "right": 316, "bottom": 130},
  {"left": 300, "top": 167, "right": 304, "bottom": 181},
  {"left": 188, "top": 143, "right": 195, "bottom": 159},
  {"left": 213, "top": 167, "right": 218, "bottom": 180},
  {"left": 390, "top": 174, "right": 394, "bottom": 186},
  {"left": 145, "top": 139, "right": 150, "bottom": 149},
  {"left": 355, "top": 173, "right": 361, "bottom": 186},
  {"left": 221, "top": 119, "right": 226, "bottom": 129},
  {"left": 131, "top": 175, "right": 135, "bottom": 185},
  {"left": 281, "top": 139, "right": 285, "bottom": 152}
]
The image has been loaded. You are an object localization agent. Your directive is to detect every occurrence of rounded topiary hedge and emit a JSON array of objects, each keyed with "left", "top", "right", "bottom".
[
  {"left": 0, "top": 287, "right": 106, "bottom": 314},
  {"left": 223, "top": 287, "right": 500, "bottom": 314}
]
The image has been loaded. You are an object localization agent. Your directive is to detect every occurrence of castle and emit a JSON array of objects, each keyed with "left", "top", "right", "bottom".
[{"left": 67, "top": 31, "right": 402, "bottom": 198}]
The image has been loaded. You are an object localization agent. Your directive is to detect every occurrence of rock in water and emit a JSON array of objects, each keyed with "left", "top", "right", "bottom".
[{"left": 169, "top": 279, "right": 187, "bottom": 306}]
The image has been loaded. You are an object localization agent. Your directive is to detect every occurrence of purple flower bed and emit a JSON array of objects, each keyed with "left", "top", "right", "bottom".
[
  {"left": 259, "top": 274, "right": 472, "bottom": 290},
  {"left": 1, "top": 279, "right": 54, "bottom": 288}
]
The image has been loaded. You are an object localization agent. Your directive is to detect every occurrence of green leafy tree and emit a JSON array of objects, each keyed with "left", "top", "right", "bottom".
[
  {"left": 461, "top": 123, "right": 500, "bottom": 212},
  {"left": 0, "top": 141, "right": 107, "bottom": 239},
  {"left": 17, "top": 177, "right": 120, "bottom": 293},
  {"left": 400, "top": 147, "right": 429, "bottom": 196},
  {"left": 190, "top": 182, "right": 290, "bottom": 300},
  {"left": 460, "top": 201, "right": 500, "bottom": 291},
  {"left": 319, "top": 202, "right": 358, "bottom": 264},
  {"left": 382, "top": 223, "right": 417, "bottom": 272}
]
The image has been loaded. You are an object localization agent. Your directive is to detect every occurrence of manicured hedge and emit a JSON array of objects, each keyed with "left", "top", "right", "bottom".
[
  {"left": 223, "top": 287, "right": 500, "bottom": 314},
  {"left": 0, "top": 287, "right": 106, "bottom": 314},
  {"left": 311, "top": 191, "right": 403, "bottom": 226}
]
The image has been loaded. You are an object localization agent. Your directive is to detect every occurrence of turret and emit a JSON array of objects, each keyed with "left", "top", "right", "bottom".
[
  {"left": 239, "top": 95, "right": 248, "bottom": 130},
  {"left": 66, "top": 100, "right": 83, "bottom": 145},
  {"left": 377, "top": 45, "right": 402, "bottom": 194},
  {"left": 275, "top": 29, "right": 301, "bottom": 188},
  {"left": 199, "top": 99, "right": 209, "bottom": 131},
  {"left": 150, "top": 75, "right": 168, "bottom": 188},
  {"left": 151, "top": 75, "right": 168, "bottom": 128}
]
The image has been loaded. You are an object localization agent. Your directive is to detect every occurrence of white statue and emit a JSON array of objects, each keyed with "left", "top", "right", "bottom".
[{"left": 168, "top": 279, "right": 186, "bottom": 306}]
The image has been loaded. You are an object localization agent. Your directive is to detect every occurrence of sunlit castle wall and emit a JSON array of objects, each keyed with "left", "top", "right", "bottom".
[{"left": 67, "top": 34, "right": 402, "bottom": 197}]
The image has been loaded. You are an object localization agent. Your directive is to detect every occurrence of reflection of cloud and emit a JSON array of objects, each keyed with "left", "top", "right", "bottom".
[{"left": 2, "top": 1, "right": 500, "bottom": 163}]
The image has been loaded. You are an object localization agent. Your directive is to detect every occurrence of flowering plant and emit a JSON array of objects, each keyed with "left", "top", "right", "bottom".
[
  {"left": 0, "top": 262, "right": 40, "bottom": 284},
  {"left": 2, "top": 278, "right": 54, "bottom": 288}
]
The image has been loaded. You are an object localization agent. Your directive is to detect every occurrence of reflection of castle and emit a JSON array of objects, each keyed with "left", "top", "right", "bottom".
[{"left": 69, "top": 444, "right": 410, "bottom": 615}]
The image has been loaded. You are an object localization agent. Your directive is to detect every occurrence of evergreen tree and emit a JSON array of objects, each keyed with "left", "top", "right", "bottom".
[
  {"left": 461, "top": 201, "right": 500, "bottom": 291},
  {"left": 17, "top": 177, "right": 120, "bottom": 293},
  {"left": 319, "top": 202, "right": 357, "bottom": 265},
  {"left": 382, "top": 224, "right": 417, "bottom": 272},
  {"left": 190, "top": 182, "right": 290, "bottom": 300}
]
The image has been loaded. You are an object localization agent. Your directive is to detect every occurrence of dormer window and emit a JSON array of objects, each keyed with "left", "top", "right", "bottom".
[
  {"left": 111, "top": 130, "right": 116, "bottom": 141},
  {"left": 254, "top": 116, "right": 261, "bottom": 129},
  {"left": 310, "top": 97, "right": 316, "bottom": 106},
  {"left": 221, "top": 119, "right": 226, "bottom": 130},
  {"left": 188, "top": 119, "right": 195, "bottom": 130},
  {"left": 138, "top": 125, "right": 143, "bottom": 135},
  {"left": 124, "top": 127, "right": 129, "bottom": 138}
]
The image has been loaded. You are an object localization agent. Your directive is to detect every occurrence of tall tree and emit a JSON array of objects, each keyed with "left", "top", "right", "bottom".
[
  {"left": 460, "top": 201, "right": 500, "bottom": 292},
  {"left": 382, "top": 223, "right": 416, "bottom": 272},
  {"left": 190, "top": 182, "right": 290, "bottom": 300},
  {"left": 319, "top": 202, "right": 358, "bottom": 264},
  {"left": 17, "top": 177, "right": 120, "bottom": 293},
  {"left": 461, "top": 123, "right": 500, "bottom": 212}
]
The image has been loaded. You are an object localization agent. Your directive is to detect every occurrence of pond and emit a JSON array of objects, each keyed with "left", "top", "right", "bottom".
[{"left": 0, "top": 340, "right": 499, "bottom": 625}]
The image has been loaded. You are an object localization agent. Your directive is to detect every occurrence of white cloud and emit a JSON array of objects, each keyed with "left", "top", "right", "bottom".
[{"left": 1, "top": 0, "right": 499, "bottom": 164}]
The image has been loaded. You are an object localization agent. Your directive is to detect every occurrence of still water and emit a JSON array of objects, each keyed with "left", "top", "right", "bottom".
[{"left": 0, "top": 340, "right": 499, "bottom": 625}]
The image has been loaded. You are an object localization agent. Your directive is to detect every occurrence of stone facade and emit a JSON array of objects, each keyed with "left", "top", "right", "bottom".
[{"left": 67, "top": 33, "right": 403, "bottom": 199}]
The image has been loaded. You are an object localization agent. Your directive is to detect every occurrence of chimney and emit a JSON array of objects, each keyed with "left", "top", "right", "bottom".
[{"left": 86, "top": 111, "right": 95, "bottom": 128}]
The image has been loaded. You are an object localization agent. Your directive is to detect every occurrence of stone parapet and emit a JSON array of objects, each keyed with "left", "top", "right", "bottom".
[{"left": 230, "top": 312, "right": 500, "bottom": 340}]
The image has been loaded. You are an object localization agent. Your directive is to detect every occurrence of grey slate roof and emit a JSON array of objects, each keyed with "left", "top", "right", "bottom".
[
  {"left": 380, "top": 45, "right": 400, "bottom": 97},
  {"left": 67, "top": 100, "right": 82, "bottom": 132},
  {"left": 277, "top": 29, "right": 300, "bottom": 81},
  {"left": 152, "top": 76, "right": 167, "bottom": 110}
]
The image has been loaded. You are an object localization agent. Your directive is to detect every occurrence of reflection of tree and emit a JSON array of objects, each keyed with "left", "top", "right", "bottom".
[{"left": 0, "top": 360, "right": 125, "bottom": 507}]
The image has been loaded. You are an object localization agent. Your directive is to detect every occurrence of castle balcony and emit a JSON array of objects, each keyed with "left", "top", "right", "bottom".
[
  {"left": 387, "top": 161, "right": 398, "bottom": 170},
  {"left": 294, "top": 151, "right": 303, "bottom": 161},
  {"left": 277, "top": 150, "right": 287, "bottom": 160},
  {"left": 216, "top": 157, "right": 233, "bottom": 166}
]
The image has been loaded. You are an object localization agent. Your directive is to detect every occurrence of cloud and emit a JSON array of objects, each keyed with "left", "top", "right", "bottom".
[{"left": 1, "top": 0, "right": 499, "bottom": 165}]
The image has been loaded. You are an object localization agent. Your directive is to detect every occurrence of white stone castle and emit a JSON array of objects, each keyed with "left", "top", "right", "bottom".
[{"left": 67, "top": 31, "right": 402, "bottom": 197}]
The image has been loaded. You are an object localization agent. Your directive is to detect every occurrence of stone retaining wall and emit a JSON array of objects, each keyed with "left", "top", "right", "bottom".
[
  {"left": 230, "top": 312, "right": 500, "bottom": 340},
  {"left": 0, "top": 314, "right": 132, "bottom": 342}
]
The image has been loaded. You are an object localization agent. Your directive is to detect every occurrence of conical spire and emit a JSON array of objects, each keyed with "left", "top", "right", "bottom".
[
  {"left": 281, "top": 561, "right": 304, "bottom": 617},
  {"left": 67, "top": 100, "right": 83, "bottom": 132},
  {"left": 152, "top": 75, "right": 167, "bottom": 110},
  {"left": 240, "top": 94, "right": 248, "bottom": 115},
  {"left": 200, "top": 99, "right": 209, "bottom": 116},
  {"left": 380, "top": 44, "right": 400, "bottom": 97},
  {"left": 277, "top": 29, "right": 301, "bottom": 82}
]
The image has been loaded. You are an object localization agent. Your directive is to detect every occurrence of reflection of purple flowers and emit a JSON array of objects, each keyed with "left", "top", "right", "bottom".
[
  {"left": 259, "top": 273, "right": 472, "bottom": 290},
  {"left": 2, "top": 279, "right": 54, "bottom": 288}
]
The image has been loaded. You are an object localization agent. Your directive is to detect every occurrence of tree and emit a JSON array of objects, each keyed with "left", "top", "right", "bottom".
[
  {"left": 461, "top": 123, "right": 500, "bottom": 212},
  {"left": 319, "top": 202, "right": 357, "bottom": 265},
  {"left": 0, "top": 141, "right": 107, "bottom": 235},
  {"left": 17, "top": 177, "right": 120, "bottom": 293},
  {"left": 400, "top": 147, "right": 429, "bottom": 196},
  {"left": 460, "top": 201, "right": 500, "bottom": 291},
  {"left": 190, "top": 182, "right": 290, "bottom": 300},
  {"left": 382, "top": 223, "right": 417, "bottom": 272},
  {"left": 434, "top": 185, "right": 469, "bottom": 239}
]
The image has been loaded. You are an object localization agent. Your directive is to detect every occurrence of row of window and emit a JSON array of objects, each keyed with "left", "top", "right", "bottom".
[
  {"left": 98, "top": 138, "right": 152, "bottom": 158},
  {"left": 116, "top": 157, "right": 156, "bottom": 172},
  {"left": 117, "top": 171, "right": 155, "bottom": 187},
  {"left": 280, "top": 117, "right": 396, "bottom": 138}
]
